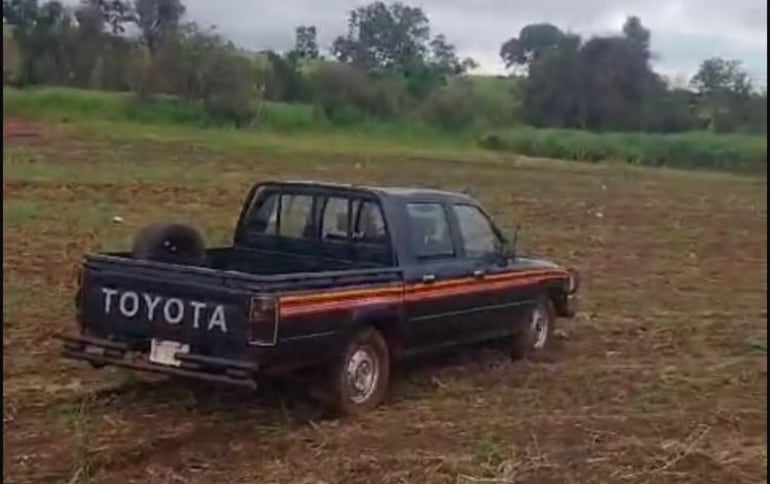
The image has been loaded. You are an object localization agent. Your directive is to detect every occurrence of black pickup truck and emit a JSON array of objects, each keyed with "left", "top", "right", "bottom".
[{"left": 61, "top": 180, "right": 579, "bottom": 414}]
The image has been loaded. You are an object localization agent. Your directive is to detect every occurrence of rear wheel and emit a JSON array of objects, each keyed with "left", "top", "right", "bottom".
[
  {"left": 325, "top": 328, "right": 390, "bottom": 415},
  {"left": 511, "top": 295, "right": 555, "bottom": 360}
]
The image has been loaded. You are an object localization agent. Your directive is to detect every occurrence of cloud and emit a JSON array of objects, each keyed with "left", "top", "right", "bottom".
[{"left": 117, "top": 0, "right": 770, "bottom": 82}]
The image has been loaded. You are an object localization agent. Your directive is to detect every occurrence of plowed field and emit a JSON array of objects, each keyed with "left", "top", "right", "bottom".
[{"left": 3, "top": 119, "right": 767, "bottom": 483}]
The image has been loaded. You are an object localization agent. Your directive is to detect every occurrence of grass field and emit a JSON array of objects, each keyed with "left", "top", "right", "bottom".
[
  {"left": 5, "top": 87, "right": 767, "bottom": 175},
  {"left": 3, "top": 117, "right": 767, "bottom": 483}
]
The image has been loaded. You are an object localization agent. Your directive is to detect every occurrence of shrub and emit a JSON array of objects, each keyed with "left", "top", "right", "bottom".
[
  {"left": 419, "top": 83, "right": 478, "bottom": 131},
  {"left": 202, "top": 51, "right": 261, "bottom": 126},
  {"left": 313, "top": 63, "right": 410, "bottom": 124}
]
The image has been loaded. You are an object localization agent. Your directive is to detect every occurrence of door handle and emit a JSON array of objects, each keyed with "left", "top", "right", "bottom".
[
  {"left": 421, "top": 274, "right": 436, "bottom": 283},
  {"left": 472, "top": 270, "right": 485, "bottom": 279}
]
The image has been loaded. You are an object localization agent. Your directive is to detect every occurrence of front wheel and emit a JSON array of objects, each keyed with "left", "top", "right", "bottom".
[
  {"left": 326, "top": 328, "right": 391, "bottom": 415},
  {"left": 511, "top": 295, "right": 556, "bottom": 360}
]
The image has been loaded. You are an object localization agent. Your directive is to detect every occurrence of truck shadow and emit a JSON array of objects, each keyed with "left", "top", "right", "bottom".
[{"left": 87, "top": 339, "right": 558, "bottom": 426}]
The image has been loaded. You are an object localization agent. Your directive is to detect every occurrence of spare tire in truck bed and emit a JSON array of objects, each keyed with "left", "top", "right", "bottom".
[{"left": 131, "top": 223, "right": 206, "bottom": 266}]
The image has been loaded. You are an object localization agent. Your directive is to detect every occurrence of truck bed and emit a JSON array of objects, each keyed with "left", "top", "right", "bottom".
[
  {"left": 104, "top": 246, "right": 390, "bottom": 275},
  {"left": 77, "top": 250, "right": 402, "bottom": 357}
]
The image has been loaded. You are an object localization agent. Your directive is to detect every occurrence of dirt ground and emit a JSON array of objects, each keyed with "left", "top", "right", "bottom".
[{"left": 3, "top": 120, "right": 767, "bottom": 483}]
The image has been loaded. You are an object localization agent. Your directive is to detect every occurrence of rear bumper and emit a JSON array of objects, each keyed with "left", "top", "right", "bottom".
[{"left": 58, "top": 334, "right": 259, "bottom": 389}]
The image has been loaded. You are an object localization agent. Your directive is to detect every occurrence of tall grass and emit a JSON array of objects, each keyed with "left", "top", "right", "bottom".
[
  {"left": 4, "top": 86, "right": 766, "bottom": 174},
  {"left": 480, "top": 128, "right": 767, "bottom": 174},
  {"left": 2, "top": 86, "right": 323, "bottom": 129},
  {"left": 2, "top": 86, "right": 459, "bottom": 144}
]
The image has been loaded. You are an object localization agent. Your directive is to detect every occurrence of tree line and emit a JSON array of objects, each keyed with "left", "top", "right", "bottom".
[{"left": 2, "top": 0, "right": 766, "bottom": 134}]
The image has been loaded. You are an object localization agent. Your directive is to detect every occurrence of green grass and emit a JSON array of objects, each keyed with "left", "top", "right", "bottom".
[
  {"left": 3, "top": 199, "right": 42, "bottom": 224},
  {"left": 2, "top": 86, "right": 456, "bottom": 144},
  {"left": 480, "top": 127, "right": 768, "bottom": 174},
  {"left": 2, "top": 86, "right": 323, "bottom": 129},
  {"left": 4, "top": 86, "right": 767, "bottom": 175}
]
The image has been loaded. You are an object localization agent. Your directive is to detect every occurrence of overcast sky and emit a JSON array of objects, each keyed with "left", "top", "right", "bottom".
[{"left": 178, "top": 0, "right": 767, "bottom": 85}]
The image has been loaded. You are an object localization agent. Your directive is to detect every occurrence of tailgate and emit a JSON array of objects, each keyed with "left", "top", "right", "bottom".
[{"left": 79, "top": 256, "right": 272, "bottom": 356}]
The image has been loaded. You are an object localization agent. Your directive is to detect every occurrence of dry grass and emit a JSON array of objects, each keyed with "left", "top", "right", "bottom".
[{"left": 3, "top": 118, "right": 767, "bottom": 484}]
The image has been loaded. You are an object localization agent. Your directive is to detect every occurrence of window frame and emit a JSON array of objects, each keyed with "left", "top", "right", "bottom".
[
  {"left": 240, "top": 189, "right": 317, "bottom": 241},
  {"left": 319, "top": 195, "right": 353, "bottom": 242},
  {"left": 405, "top": 201, "right": 457, "bottom": 261},
  {"left": 451, "top": 203, "right": 504, "bottom": 260},
  {"left": 352, "top": 199, "right": 389, "bottom": 247},
  {"left": 451, "top": 202, "right": 506, "bottom": 260}
]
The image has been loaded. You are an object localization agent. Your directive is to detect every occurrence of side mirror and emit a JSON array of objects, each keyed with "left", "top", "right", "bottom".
[
  {"left": 500, "top": 224, "right": 521, "bottom": 261},
  {"left": 503, "top": 242, "right": 516, "bottom": 260}
]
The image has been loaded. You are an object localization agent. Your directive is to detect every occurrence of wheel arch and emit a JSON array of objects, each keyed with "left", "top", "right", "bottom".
[{"left": 349, "top": 306, "right": 405, "bottom": 360}]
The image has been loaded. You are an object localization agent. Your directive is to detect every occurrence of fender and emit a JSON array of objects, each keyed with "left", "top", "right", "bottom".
[{"left": 346, "top": 301, "right": 408, "bottom": 358}]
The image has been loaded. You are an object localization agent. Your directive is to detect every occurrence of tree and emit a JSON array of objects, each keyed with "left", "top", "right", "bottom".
[
  {"left": 133, "top": 0, "right": 185, "bottom": 55},
  {"left": 520, "top": 33, "right": 582, "bottom": 128},
  {"left": 428, "top": 34, "right": 463, "bottom": 75},
  {"left": 511, "top": 16, "right": 665, "bottom": 131},
  {"left": 292, "top": 25, "right": 318, "bottom": 60},
  {"left": 331, "top": 1, "right": 470, "bottom": 99},
  {"left": 71, "top": 3, "right": 106, "bottom": 86},
  {"left": 691, "top": 57, "right": 753, "bottom": 132},
  {"left": 3, "top": 0, "right": 70, "bottom": 84},
  {"left": 263, "top": 50, "right": 311, "bottom": 102},
  {"left": 500, "top": 23, "right": 565, "bottom": 69},
  {"left": 691, "top": 57, "right": 752, "bottom": 97},
  {"left": 332, "top": 1, "right": 430, "bottom": 72},
  {"left": 622, "top": 15, "right": 650, "bottom": 61},
  {"left": 81, "top": 0, "right": 134, "bottom": 34}
]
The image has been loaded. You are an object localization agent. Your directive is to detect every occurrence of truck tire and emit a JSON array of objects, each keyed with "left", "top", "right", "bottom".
[
  {"left": 511, "top": 295, "right": 556, "bottom": 360},
  {"left": 326, "top": 327, "right": 391, "bottom": 415},
  {"left": 131, "top": 223, "right": 206, "bottom": 266}
]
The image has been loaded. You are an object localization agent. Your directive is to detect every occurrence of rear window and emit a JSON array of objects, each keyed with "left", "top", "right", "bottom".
[
  {"left": 245, "top": 192, "right": 314, "bottom": 238},
  {"left": 406, "top": 203, "right": 454, "bottom": 258},
  {"left": 320, "top": 197, "right": 350, "bottom": 241},
  {"left": 355, "top": 201, "right": 387, "bottom": 245}
]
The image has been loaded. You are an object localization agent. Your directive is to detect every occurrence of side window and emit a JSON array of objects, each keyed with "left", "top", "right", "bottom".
[
  {"left": 453, "top": 204, "right": 500, "bottom": 257},
  {"left": 406, "top": 203, "right": 454, "bottom": 258},
  {"left": 355, "top": 201, "right": 387, "bottom": 244},
  {"left": 278, "top": 194, "right": 314, "bottom": 238},
  {"left": 246, "top": 192, "right": 315, "bottom": 238},
  {"left": 321, "top": 197, "right": 349, "bottom": 240},
  {"left": 246, "top": 192, "right": 279, "bottom": 234}
]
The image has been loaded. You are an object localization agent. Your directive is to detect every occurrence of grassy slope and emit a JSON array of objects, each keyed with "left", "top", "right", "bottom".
[
  {"left": 2, "top": 116, "right": 767, "bottom": 483},
  {"left": 5, "top": 86, "right": 767, "bottom": 174}
]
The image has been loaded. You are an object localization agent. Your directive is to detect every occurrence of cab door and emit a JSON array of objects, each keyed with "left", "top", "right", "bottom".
[
  {"left": 448, "top": 203, "right": 530, "bottom": 340},
  {"left": 401, "top": 202, "right": 478, "bottom": 349}
]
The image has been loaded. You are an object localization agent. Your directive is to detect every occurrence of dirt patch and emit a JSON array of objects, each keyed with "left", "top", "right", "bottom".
[{"left": 3, "top": 117, "right": 47, "bottom": 142}]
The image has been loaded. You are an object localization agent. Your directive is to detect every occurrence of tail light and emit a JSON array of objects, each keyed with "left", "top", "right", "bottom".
[{"left": 249, "top": 296, "right": 279, "bottom": 346}]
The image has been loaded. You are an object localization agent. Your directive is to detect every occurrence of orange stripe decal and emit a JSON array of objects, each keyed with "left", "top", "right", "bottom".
[{"left": 278, "top": 269, "right": 568, "bottom": 318}]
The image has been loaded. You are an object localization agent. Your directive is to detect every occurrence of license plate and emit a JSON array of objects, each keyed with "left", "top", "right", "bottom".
[{"left": 149, "top": 339, "right": 189, "bottom": 367}]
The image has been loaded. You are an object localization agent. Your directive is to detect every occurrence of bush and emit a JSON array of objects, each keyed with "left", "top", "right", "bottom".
[
  {"left": 313, "top": 63, "right": 410, "bottom": 124},
  {"left": 479, "top": 128, "right": 767, "bottom": 173},
  {"left": 419, "top": 83, "right": 478, "bottom": 131},
  {"left": 202, "top": 51, "right": 261, "bottom": 126}
]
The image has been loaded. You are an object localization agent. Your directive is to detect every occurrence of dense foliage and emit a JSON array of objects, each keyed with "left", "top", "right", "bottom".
[{"left": 2, "top": 0, "right": 766, "bottom": 172}]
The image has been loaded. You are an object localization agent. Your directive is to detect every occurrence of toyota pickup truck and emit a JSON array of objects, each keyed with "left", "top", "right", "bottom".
[{"left": 60, "top": 180, "right": 579, "bottom": 414}]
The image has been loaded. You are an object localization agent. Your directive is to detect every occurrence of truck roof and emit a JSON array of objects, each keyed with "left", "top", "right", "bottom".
[{"left": 267, "top": 180, "right": 478, "bottom": 204}]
